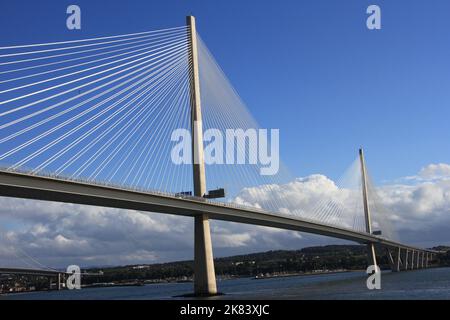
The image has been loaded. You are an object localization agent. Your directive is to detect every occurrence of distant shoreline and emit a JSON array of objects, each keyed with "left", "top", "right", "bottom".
[
  {"left": 2, "top": 244, "right": 447, "bottom": 295},
  {"left": 252, "top": 269, "right": 365, "bottom": 280},
  {"left": 2, "top": 267, "right": 449, "bottom": 298}
]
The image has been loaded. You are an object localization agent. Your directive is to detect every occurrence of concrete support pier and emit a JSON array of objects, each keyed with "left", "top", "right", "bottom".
[
  {"left": 57, "top": 273, "right": 61, "bottom": 290},
  {"left": 387, "top": 247, "right": 403, "bottom": 272},
  {"left": 416, "top": 251, "right": 420, "bottom": 269},
  {"left": 403, "top": 249, "right": 409, "bottom": 270},
  {"left": 395, "top": 247, "right": 402, "bottom": 272},
  {"left": 194, "top": 214, "right": 217, "bottom": 295},
  {"left": 187, "top": 15, "right": 217, "bottom": 296}
]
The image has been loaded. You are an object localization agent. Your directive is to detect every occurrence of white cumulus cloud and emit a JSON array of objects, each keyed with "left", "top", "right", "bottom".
[{"left": 419, "top": 163, "right": 450, "bottom": 180}]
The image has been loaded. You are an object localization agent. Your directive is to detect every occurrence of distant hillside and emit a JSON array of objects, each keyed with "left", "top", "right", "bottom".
[
  {"left": 83, "top": 244, "right": 401, "bottom": 284},
  {"left": 432, "top": 245, "right": 450, "bottom": 252},
  {"left": 4, "top": 244, "right": 447, "bottom": 292},
  {"left": 433, "top": 246, "right": 450, "bottom": 267}
]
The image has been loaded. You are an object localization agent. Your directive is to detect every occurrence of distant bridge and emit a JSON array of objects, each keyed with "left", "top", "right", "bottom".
[
  {"left": 0, "top": 267, "right": 62, "bottom": 277},
  {"left": 0, "top": 267, "right": 103, "bottom": 291}
]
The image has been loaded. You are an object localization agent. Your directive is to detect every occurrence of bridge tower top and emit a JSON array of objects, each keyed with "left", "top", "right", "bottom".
[
  {"left": 359, "top": 148, "right": 378, "bottom": 269},
  {"left": 359, "top": 148, "right": 373, "bottom": 234},
  {"left": 186, "top": 15, "right": 206, "bottom": 197}
]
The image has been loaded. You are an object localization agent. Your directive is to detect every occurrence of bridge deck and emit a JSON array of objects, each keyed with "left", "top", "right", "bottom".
[
  {"left": 0, "top": 170, "right": 436, "bottom": 254},
  {"left": 0, "top": 267, "right": 62, "bottom": 276}
]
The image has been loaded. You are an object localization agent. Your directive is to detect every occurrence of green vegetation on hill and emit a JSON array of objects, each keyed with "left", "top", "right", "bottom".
[
  {"left": 434, "top": 246, "right": 450, "bottom": 266},
  {"left": 83, "top": 245, "right": 400, "bottom": 284}
]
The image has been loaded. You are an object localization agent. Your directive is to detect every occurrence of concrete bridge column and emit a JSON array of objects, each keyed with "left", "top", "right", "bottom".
[
  {"left": 416, "top": 252, "right": 420, "bottom": 269},
  {"left": 194, "top": 214, "right": 217, "bottom": 295},
  {"left": 421, "top": 252, "right": 425, "bottom": 268},
  {"left": 386, "top": 248, "right": 395, "bottom": 271},
  {"left": 187, "top": 15, "right": 217, "bottom": 296},
  {"left": 395, "top": 247, "right": 402, "bottom": 272},
  {"left": 426, "top": 253, "right": 429, "bottom": 268},
  {"left": 417, "top": 251, "right": 422, "bottom": 269},
  {"left": 410, "top": 251, "right": 415, "bottom": 270},
  {"left": 403, "top": 249, "right": 409, "bottom": 271},
  {"left": 417, "top": 251, "right": 420, "bottom": 269},
  {"left": 57, "top": 273, "right": 61, "bottom": 290},
  {"left": 387, "top": 247, "right": 401, "bottom": 272}
]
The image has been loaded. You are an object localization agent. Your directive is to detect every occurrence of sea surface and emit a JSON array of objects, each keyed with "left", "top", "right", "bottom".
[{"left": 2, "top": 267, "right": 450, "bottom": 300}]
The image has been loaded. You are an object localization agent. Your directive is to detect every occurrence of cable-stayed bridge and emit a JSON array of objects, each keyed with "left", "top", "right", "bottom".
[{"left": 0, "top": 16, "right": 438, "bottom": 295}]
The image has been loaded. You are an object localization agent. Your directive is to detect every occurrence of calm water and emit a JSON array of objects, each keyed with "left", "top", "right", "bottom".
[{"left": 3, "top": 268, "right": 450, "bottom": 300}]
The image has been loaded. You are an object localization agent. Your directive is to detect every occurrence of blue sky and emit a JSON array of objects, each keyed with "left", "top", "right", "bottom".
[{"left": 1, "top": 0, "right": 449, "bottom": 183}]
